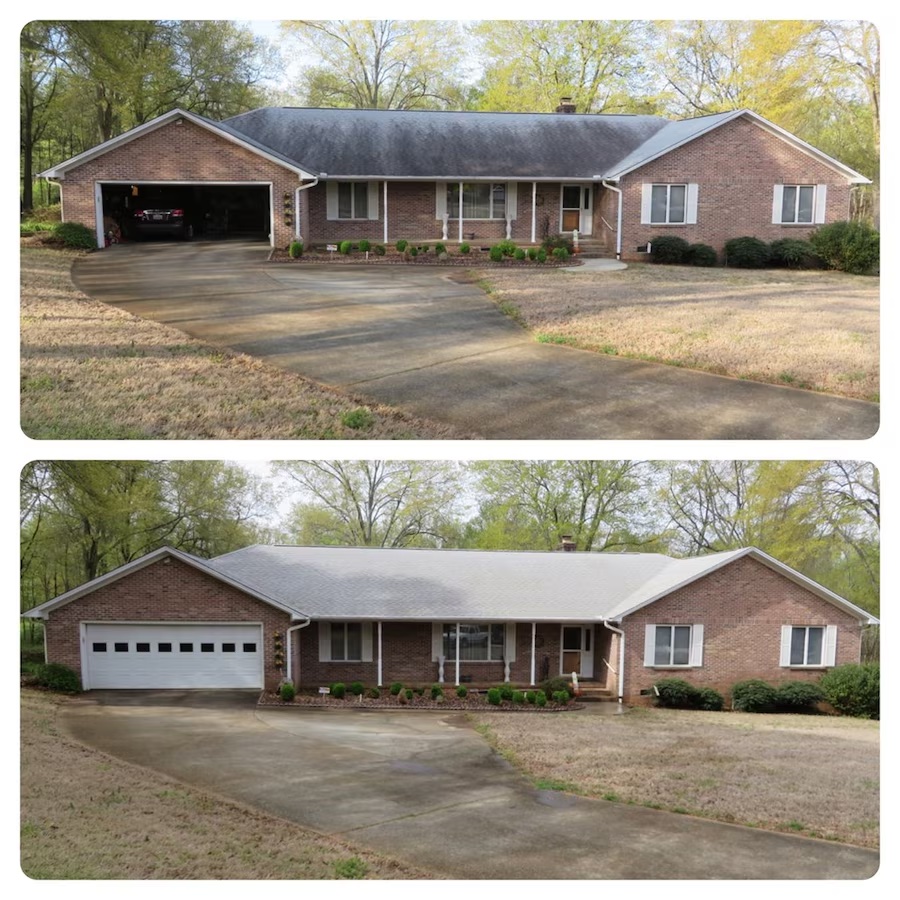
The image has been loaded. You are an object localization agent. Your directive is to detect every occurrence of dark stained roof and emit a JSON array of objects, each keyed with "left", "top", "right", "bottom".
[{"left": 221, "top": 107, "right": 670, "bottom": 179}]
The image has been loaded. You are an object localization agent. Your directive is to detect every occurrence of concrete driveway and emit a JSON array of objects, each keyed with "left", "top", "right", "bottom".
[
  {"left": 71, "top": 242, "right": 879, "bottom": 439},
  {"left": 61, "top": 691, "right": 878, "bottom": 880}
]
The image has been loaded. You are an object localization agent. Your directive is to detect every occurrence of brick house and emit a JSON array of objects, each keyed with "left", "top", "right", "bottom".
[
  {"left": 38, "top": 103, "right": 869, "bottom": 260},
  {"left": 23, "top": 545, "right": 877, "bottom": 702}
]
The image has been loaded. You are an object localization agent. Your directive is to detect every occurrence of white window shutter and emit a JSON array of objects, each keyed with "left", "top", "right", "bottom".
[
  {"left": 644, "top": 624, "right": 656, "bottom": 666},
  {"left": 686, "top": 183, "right": 699, "bottom": 224},
  {"left": 326, "top": 182, "right": 338, "bottom": 220},
  {"left": 435, "top": 182, "right": 447, "bottom": 220},
  {"left": 772, "top": 184, "right": 784, "bottom": 224},
  {"left": 780, "top": 625, "right": 793, "bottom": 666},
  {"left": 432, "top": 622, "right": 443, "bottom": 661},
  {"left": 640, "top": 184, "right": 652, "bottom": 225},
  {"left": 318, "top": 622, "right": 332, "bottom": 661},
  {"left": 814, "top": 184, "right": 828, "bottom": 224},
  {"left": 824, "top": 625, "right": 837, "bottom": 666},
  {"left": 505, "top": 623, "right": 517, "bottom": 662},
  {"left": 690, "top": 624, "right": 704, "bottom": 667},
  {"left": 507, "top": 182, "right": 518, "bottom": 219},
  {"left": 367, "top": 181, "right": 379, "bottom": 220},
  {"left": 361, "top": 622, "right": 373, "bottom": 662}
]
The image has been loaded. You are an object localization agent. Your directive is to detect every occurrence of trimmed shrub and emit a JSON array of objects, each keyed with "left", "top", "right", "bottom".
[
  {"left": 489, "top": 245, "right": 504, "bottom": 262},
  {"left": 487, "top": 687, "right": 502, "bottom": 706},
  {"left": 525, "top": 691, "right": 536, "bottom": 704},
  {"left": 514, "top": 248, "right": 526, "bottom": 260},
  {"left": 527, "top": 248, "right": 537, "bottom": 260},
  {"left": 696, "top": 687, "right": 725, "bottom": 711},
  {"left": 552, "top": 247, "right": 570, "bottom": 261},
  {"left": 724, "top": 236, "right": 771, "bottom": 268},
  {"left": 769, "top": 238, "right": 819, "bottom": 269},
  {"left": 497, "top": 684, "right": 514, "bottom": 702},
  {"left": 774, "top": 681, "right": 825, "bottom": 713},
  {"left": 459, "top": 242, "right": 470, "bottom": 254},
  {"left": 404, "top": 688, "right": 414, "bottom": 700},
  {"left": 408, "top": 246, "right": 418, "bottom": 257},
  {"left": 536, "top": 249, "right": 548, "bottom": 263},
  {"left": 535, "top": 690, "right": 547, "bottom": 708},
  {"left": 809, "top": 221, "right": 879, "bottom": 274},
  {"left": 552, "top": 690, "right": 570, "bottom": 705},
  {"left": 52, "top": 222, "right": 96, "bottom": 250},
  {"left": 288, "top": 240, "right": 304, "bottom": 259},
  {"left": 512, "top": 690, "right": 526, "bottom": 704},
  {"left": 349, "top": 681, "right": 365, "bottom": 696},
  {"left": 395, "top": 239, "right": 408, "bottom": 252},
  {"left": 434, "top": 242, "right": 447, "bottom": 256},
  {"left": 430, "top": 683, "right": 444, "bottom": 700},
  {"left": 541, "top": 234, "right": 574, "bottom": 254},
  {"left": 496, "top": 239, "right": 517, "bottom": 257},
  {"left": 374, "top": 243, "right": 386, "bottom": 256},
  {"left": 819, "top": 663, "right": 879, "bottom": 719},
  {"left": 279, "top": 682, "right": 296, "bottom": 702},
  {"left": 542, "top": 676, "right": 574, "bottom": 698},
  {"left": 390, "top": 682, "right": 403, "bottom": 696},
  {"left": 731, "top": 679, "right": 778, "bottom": 713},
  {"left": 456, "top": 684, "right": 468, "bottom": 698},
  {"left": 338, "top": 240, "right": 352, "bottom": 255},
  {"left": 649, "top": 235, "right": 690, "bottom": 265},
  {"left": 358, "top": 239, "right": 371, "bottom": 252},
  {"left": 686, "top": 243, "right": 717, "bottom": 267},
  {"left": 654, "top": 678, "right": 700, "bottom": 709},
  {"left": 330, "top": 682, "right": 346, "bottom": 699},
  {"left": 35, "top": 663, "right": 81, "bottom": 693},
  {"left": 366, "top": 687, "right": 380, "bottom": 699}
]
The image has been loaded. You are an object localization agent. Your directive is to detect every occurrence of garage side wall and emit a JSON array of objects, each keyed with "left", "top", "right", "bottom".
[
  {"left": 618, "top": 116, "right": 853, "bottom": 261},
  {"left": 620, "top": 556, "right": 864, "bottom": 704},
  {"left": 44, "top": 558, "right": 292, "bottom": 689},
  {"left": 57, "top": 119, "right": 300, "bottom": 248}
]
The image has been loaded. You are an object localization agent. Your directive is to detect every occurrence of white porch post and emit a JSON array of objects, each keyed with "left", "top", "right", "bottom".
[
  {"left": 455, "top": 622, "right": 461, "bottom": 686},
  {"left": 458, "top": 181, "right": 463, "bottom": 244},
  {"left": 530, "top": 622, "right": 536, "bottom": 685},
  {"left": 377, "top": 620, "right": 383, "bottom": 686},
  {"left": 531, "top": 181, "right": 537, "bottom": 244},
  {"left": 383, "top": 181, "right": 388, "bottom": 244}
]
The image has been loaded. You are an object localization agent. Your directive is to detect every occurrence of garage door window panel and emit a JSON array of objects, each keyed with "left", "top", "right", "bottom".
[
  {"left": 243, "top": 643, "right": 257, "bottom": 653},
  {"left": 180, "top": 643, "right": 193, "bottom": 652},
  {"left": 201, "top": 643, "right": 214, "bottom": 653},
  {"left": 159, "top": 643, "right": 172, "bottom": 652},
  {"left": 93, "top": 642, "right": 107, "bottom": 652},
  {"left": 114, "top": 642, "right": 128, "bottom": 652},
  {"left": 223, "top": 643, "right": 236, "bottom": 652},
  {"left": 136, "top": 643, "right": 150, "bottom": 653}
]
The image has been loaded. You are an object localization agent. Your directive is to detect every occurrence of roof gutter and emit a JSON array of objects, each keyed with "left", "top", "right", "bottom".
[
  {"left": 600, "top": 179, "right": 623, "bottom": 260},
  {"left": 602, "top": 619, "right": 625, "bottom": 705}
]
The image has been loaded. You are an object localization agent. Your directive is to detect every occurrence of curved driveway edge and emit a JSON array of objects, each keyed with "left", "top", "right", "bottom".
[
  {"left": 61, "top": 692, "right": 879, "bottom": 880},
  {"left": 71, "top": 243, "right": 878, "bottom": 440}
]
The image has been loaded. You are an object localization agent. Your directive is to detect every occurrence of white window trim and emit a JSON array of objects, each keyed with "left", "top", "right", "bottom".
[
  {"left": 326, "top": 181, "right": 379, "bottom": 221},
  {"left": 441, "top": 622, "right": 506, "bottom": 662},
  {"left": 772, "top": 184, "right": 827, "bottom": 225},
  {"left": 780, "top": 624, "right": 837, "bottom": 667},
  {"left": 641, "top": 183, "right": 698, "bottom": 226},
  {"left": 445, "top": 183, "right": 509, "bottom": 221},
  {"left": 643, "top": 623, "right": 704, "bottom": 668},
  {"left": 318, "top": 621, "right": 373, "bottom": 662}
]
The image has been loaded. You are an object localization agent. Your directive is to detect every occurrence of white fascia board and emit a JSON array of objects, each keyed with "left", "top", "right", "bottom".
[
  {"left": 300, "top": 615, "right": 609, "bottom": 622},
  {"left": 323, "top": 176, "right": 594, "bottom": 182},
  {"left": 37, "top": 108, "right": 315, "bottom": 181}
]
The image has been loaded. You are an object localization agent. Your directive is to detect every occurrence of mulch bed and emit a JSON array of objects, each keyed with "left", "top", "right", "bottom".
[
  {"left": 268, "top": 249, "right": 581, "bottom": 268},
  {"left": 258, "top": 690, "right": 583, "bottom": 712}
]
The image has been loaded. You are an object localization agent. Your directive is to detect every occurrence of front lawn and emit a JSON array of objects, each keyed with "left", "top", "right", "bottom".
[
  {"left": 479, "top": 264, "right": 879, "bottom": 401},
  {"left": 20, "top": 689, "right": 426, "bottom": 879},
  {"left": 470, "top": 706, "right": 879, "bottom": 848}
]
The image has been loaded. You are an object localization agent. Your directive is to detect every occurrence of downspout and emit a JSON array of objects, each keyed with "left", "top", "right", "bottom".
[
  {"left": 285, "top": 617, "right": 311, "bottom": 684},
  {"left": 294, "top": 177, "right": 319, "bottom": 242},
  {"left": 602, "top": 620, "right": 625, "bottom": 706},
  {"left": 600, "top": 180, "right": 623, "bottom": 260}
]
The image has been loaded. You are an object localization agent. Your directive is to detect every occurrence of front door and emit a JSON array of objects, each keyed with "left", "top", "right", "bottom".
[
  {"left": 560, "top": 185, "right": 593, "bottom": 236},
  {"left": 561, "top": 625, "right": 594, "bottom": 677}
]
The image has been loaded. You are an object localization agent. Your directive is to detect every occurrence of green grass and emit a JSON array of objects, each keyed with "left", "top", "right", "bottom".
[{"left": 534, "top": 778, "right": 580, "bottom": 793}]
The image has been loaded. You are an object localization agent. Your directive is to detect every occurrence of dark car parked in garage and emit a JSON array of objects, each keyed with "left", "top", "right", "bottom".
[{"left": 132, "top": 205, "right": 192, "bottom": 239}]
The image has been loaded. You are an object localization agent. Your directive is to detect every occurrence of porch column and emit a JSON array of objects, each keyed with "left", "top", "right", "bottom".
[
  {"left": 530, "top": 622, "right": 536, "bottom": 685},
  {"left": 458, "top": 181, "right": 463, "bottom": 244},
  {"left": 383, "top": 181, "right": 388, "bottom": 244},
  {"left": 531, "top": 181, "right": 537, "bottom": 244},
  {"left": 455, "top": 622, "right": 461, "bottom": 686},
  {"left": 377, "top": 620, "right": 383, "bottom": 687}
]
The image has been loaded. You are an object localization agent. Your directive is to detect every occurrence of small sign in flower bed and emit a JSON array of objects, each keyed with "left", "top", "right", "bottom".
[{"left": 259, "top": 682, "right": 582, "bottom": 711}]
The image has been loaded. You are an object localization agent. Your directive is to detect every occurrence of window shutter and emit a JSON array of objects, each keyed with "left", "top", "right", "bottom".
[
  {"left": 824, "top": 625, "right": 837, "bottom": 666},
  {"left": 318, "top": 622, "right": 332, "bottom": 662},
  {"left": 690, "top": 624, "right": 704, "bottom": 667},
  {"left": 779, "top": 625, "right": 792, "bottom": 666},
  {"left": 435, "top": 182, "right": 447, "bottom": 220},
  {"left": 686, "top": 183, "right": 699, "bottom": 224},
  {"left": 640, "top": 184, "right": 653, "bottom": 225},
  {"left": 814, "top": 184, "right": 828, "bottom": 224},
  {"left": 367, "top": 181, "right": 379, "bottom": 220},
  {"left": 326, "top": 182, "right": 338, "bottom": 220},
  {"left": 432, "top": 622, "right": 443, "bottom": 661},
  {"left": 361, "top": 622, "right": 373, "bottom": 662},
  {"left": 507, "top": 182, "right": 518, "bottom": 219},
  {"left": 505, "top": 623, "right": 517, "bottom": 662},
  {"left": 643, "top": 624, "right": 656, "bottom": 666},
  {"left": 771, "top": 185, "right": 784, "bottom": 224}
]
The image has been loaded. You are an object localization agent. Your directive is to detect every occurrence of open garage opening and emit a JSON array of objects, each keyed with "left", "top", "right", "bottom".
[{"left": 100, "top": 183, "right": 272, "bottom": 246}]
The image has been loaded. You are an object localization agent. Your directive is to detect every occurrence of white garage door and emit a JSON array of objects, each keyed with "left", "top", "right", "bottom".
[{"left": 83, "top": 623, "right": 263, "bottom": 689}]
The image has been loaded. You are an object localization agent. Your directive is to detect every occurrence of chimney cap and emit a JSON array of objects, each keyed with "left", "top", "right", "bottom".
[{"left": 556, "top": 97, "right": 577, "bottom": 114}]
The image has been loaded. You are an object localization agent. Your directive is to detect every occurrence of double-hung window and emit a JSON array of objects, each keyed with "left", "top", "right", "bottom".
[
  {"left": 641, "top": 183, "right": 698, "bottom": 225},
  {"left": 643, "top": 623, "right": 704, "bottom": 667},
  {"left": 447, "top": 184, "right": 507, "bottom": 220},
  {"left": 442, "top": 623, "right": 505, "bottom": 661},
  {"left": 331, "top": 622, "right": 363, "bottom": 661},
  {"left": 780, "top": 625, "right": 836, "bottom": 667},
  {"left": 773, "top": 184, "right": 826, "bottom": 225},
  {"left": 337, "top": 182, "right": 368, "bottom": 219}
]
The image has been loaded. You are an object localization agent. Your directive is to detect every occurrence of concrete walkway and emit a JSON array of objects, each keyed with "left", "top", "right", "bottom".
[
  {"left": 61, "top": 692, "right": 879, "bottom": 880},
  {"left": 71, "top": 242, "right": 879, "bottom": 439}
]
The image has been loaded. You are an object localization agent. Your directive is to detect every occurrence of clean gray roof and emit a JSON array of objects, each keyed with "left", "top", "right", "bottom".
[{"left": 222, "top": 107, "right": 670, "bottom": 179}]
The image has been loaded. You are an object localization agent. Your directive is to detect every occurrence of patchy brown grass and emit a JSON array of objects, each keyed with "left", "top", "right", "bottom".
[
  {"left": 20, "top": 245, "right": 465, "bottom": 439},
  {"left": 478, "top": 264, "right": 879, "bottom": 401},
  {"left": 470, "top": 707, "right": 879, "bottom": 848},
  {"left": 20, "top": 689, "right": 428, "bottom": 879}
]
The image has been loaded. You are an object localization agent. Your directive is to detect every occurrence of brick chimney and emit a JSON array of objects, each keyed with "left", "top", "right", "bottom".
[
  {"left": 556, "top": 97, "right": 577, "bottom": 114},
  {"left": 559, "top": 534, "right": 576, "bottom": 552}
]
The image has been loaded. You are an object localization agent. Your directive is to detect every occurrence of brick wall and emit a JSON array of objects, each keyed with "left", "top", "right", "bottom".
[
  {"left": 618, "top": 116, "right": 853, "bottom": 260},
  {"left": 44, "top": 557, "right": 292, "bottom": 689},
  {"left": 59, "top": 118, "right": 302, "bottom": 248},
  {"left": 620, "top": 556, "right": 864, "bottom": 704}
]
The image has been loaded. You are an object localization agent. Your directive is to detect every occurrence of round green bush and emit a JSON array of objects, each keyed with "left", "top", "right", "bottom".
[
  {"left": 459, "top": 242, "right": 470, "bottom": 254},
  {"left": 654, "top": 677, "right": 700, "bottom": 709},
  {"left": 496, "top": 239, "right": 517, "bottom": 257},
  {"left": 541, "top": 234, "right": 574, "bottom": 253},
  {"left": 512, "top": 690, "right": 525, "bottom": 704},
  {"left": 487, "top": 687, "right": 502, "bottom": 705},
  {"left": 542, "top": 676, "right": 574, "bottom": 698},
  {"left": 686, "top": 243, "right": 717, "bottom": 267},
  {"left": 819, "top": 663, "right": 879, "bottom": 719},
  {"left": 358, "top": 239, "right": 371, "bottom": 252},
  {"left": 349, "top": 681, "right": 365, "bottom": 696},
  {"left": 497, "top": 684, "right": 514, "bottom": 702},
  {"left": 404, "top": 688, "right": 414, "bottom": 700},
  {"left": 527, "top": 248, "right": 537, "bottom": 260},
  {"left": 338, "top": 241, "right": 352, "bottom": 255},
  {"left": 374, "top": 243, "right": 386, "bottom": 256},
  {"left": 696, "top": 687, "right": 724, "bottom": 711},
  {"left": 809, "top": 221, "right": 879, "bottom": 274},
  {"left": 390, "top": 682, "right": 403, "bottom": 695},
  {"left": 489, "top": 245, "right": 504, "bottom": 262},
  {"left": 366, "top": 687, "right": 381, "bottom": 699},
  {"left": 552, "top": 690, "right": 570, "bottom": 705},
  {"left": 535, "top": 690, "right": 547, "bottom": 708},
  {"left": 525, "top": 691, "right": 536, "bottom": 704},
  {"left": 288, "top": 240, "right": 304, "bottom": 259},
  {"left": 774, "top": 681, "right": 825, "bottom": 712},
  {"left": 724, "top": 236, "right": 771, "bottom": 268},
  {"left": 280, "top": 682, "right": 296, "bottom": 701},
  {"left": 456, "top": 684, "right": 468, "bottom": 698},
  {"left": 514, "top": 248, "right": 526, "bottom": 260},
  {"left": 330, "top": 682, "right": 346, "bottom": 699},
  {"left": 730, "top": 679, "right": 778, "bottom": 712},
  {"left": 36, "top": 662, "right": 81, "bottom": 693},
  {"left": 536, "top": 249, "right": 548, "bottom": 263},
  {"left": 395, "top": 239, "right": 408, "bottom": 252},
  {"left": 408, "top": 246, "right": 418, "bottom": 257},
  {"left": 52, "top": 222, "right": 97, "bottom": 250},
  {"left": 434, "top": 242, "right": 447, "bottom": 256},
  {"left": 552, "top": 247, "right": 569, "bottom": 261},
  {"left": 769, "top": 238, "right": 819, "bottom": 269},
  {"left": 649, "top": 235, "right": 690, "bottom": 264},
  {"left": 430, "top": 683, "right": 444, "bottom": 700}
]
